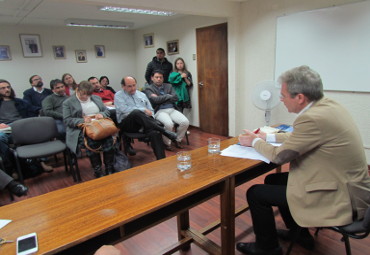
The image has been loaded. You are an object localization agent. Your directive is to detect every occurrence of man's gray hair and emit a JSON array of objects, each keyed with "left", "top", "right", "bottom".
[{"left": 278, "top": 65, "right": 324, "bottom": 101}]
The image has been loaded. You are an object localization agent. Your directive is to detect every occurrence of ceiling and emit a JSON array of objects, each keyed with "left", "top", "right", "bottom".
[{"left": 0, "top": 0, "right": 247, "bottom": 30}]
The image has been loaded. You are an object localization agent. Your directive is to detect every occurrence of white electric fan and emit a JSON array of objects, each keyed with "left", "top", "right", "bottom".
[{"left": 251, "top": 81, "right": 281, "bottom": 126}]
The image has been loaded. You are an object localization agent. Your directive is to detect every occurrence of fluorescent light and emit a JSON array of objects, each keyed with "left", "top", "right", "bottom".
[
  {"left": 100, "top": 6, "right": 176, "bottom": 16},
  {"left": 65, "top": 19, "right": 133, "bottom": 29}
]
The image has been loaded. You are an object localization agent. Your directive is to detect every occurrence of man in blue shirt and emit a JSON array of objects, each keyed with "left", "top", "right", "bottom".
[{"left": 115, "top": 76, "right": 177, "bottom": 159}]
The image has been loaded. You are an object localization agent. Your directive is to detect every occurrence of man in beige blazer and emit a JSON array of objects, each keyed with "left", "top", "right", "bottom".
[{"left": 236, "top": 65, "right": 370, "bottom": 255}]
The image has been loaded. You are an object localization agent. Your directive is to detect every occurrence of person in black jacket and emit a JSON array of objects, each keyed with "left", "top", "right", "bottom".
[
  {"left": 23, "top": 75, "right": 52, "bottom": 116},
  {"left": 0, "top": 79, "right": 38, "bottom": 169},
  {"left": 145, "top": 48, "right": 173, "bottom": 84}
]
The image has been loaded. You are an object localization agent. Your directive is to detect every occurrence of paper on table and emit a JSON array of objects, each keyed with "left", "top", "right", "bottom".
[
  {"left": 0, "top": 219, "right": 12, "bottom": 229},
  {"left": 221, "top": 144, "right": 271, "bottom": 163}
]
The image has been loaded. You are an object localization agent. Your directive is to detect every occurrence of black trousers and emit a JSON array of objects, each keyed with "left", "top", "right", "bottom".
[
  {"left": 118, "top": 110, "right": 165, "bottom": 159},
  {"left": 247, "top": 172, "right": 299, "bottom": 249}
]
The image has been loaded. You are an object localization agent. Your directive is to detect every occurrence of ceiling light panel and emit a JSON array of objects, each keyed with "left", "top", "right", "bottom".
[
  {"left": 65, "top": 19, "right": 133, "bottom": 29},
  {"left": 100, "top": 6, "right": 176, "bottom": 16}
]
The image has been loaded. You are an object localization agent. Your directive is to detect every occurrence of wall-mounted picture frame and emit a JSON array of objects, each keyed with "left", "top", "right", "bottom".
[
  {"left": 167, "top": 40, "right": 179, "bottom": 55},
  {"left": 75, "top": 50, "right": 87, "bottom": 63},
  {"left": 52, "top": 45, "right": 65, "bottom": 59},
  {"left": 19, "top": 34, "right": 42, "bottom": 57},
  {"left": 95, "top": 45, "right": 105, "bottom": 58},
  {"left": 0, "top": 45, "right": 11, "bottom": 61},
  {"left": 143, "top": 33, "right": 154, "bottom": 48}
]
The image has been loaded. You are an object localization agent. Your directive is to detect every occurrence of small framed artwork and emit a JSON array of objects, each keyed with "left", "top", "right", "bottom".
[
  {"left": 167, "top": 40, "right": 179, "bottom": 55},
  {"left": 0, "top": 45, "right": 11, "bottom": 61},
  {"left": 95, "top": 45, "right": 105, "bottom": 58},
  {"left": 143, "top": 33, "right": 154, "bottom": 48},
  {"left": 75, "top": 50, "right": 87, "bottom": 63},
  {"left": 52, "top": 45, "right": 65, "bottom": 59},
  {"left": 19, "top": 34, "right": 42, "bottom": 57}
]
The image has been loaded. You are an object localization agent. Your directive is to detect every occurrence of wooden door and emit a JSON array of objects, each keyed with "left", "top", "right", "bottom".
[{"left": 196, "top": 23, "right": 228, "bottom": 136}]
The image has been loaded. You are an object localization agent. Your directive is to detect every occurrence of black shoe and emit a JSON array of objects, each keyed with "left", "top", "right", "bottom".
[
  {"left": 174, "top": 141, "right": 184, "bottom": 149},
  {"left": 236, "top": 242, "right": 282, "bottom": 255},
  {"left": 162, "top": 130, "right": 177, "bottom": 142},
  {"left": 8, "top": 181, "right": 28, "bottom": 197},
  {"left": 125, "top": 145, "right": 136, "bottom": 156},
  {"left": 164, "top": 145, "right": 173, "bottom": 151},
  {"left": 277, "top": 229, "right": 315, "bottom": 250}
]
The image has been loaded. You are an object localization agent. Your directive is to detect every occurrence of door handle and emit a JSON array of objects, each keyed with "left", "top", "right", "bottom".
[{"left": 198, "top": 82, "right": 204, "bottom": 87}]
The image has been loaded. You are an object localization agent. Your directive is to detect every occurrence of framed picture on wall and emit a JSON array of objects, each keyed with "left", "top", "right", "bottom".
[
  {"left": 143, "top": 33, "right": 154, "bottom": 48},
  {"left": 0, "top": 45, "right": 11, "bottom": 61},
  {"left": 52, "top": 45, "right": 65, "bottom": 59},
  {"left": 19, "top": 34, "right": 42, "bottom": 57},
  {"left": 167, "top": 40, "right": 179, "bottom": 55},
  {"left": 95, "top": 45, "right": 105, "bottom": 58},
  {"left": 75, "top": 50, "right": 87, "bottom": 63}
]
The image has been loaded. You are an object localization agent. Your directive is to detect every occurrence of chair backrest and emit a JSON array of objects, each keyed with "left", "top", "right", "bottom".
[{"left": 11, "top": 117, "right": 58, "bottom": 145}]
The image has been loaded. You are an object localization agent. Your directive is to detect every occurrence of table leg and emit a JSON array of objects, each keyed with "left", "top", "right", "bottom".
[
  {"left": 221, "top": 177, "right": 235, "bottom": 255},
  {"left": 177, "top": 210, "right": 191, "bottom": 251}
]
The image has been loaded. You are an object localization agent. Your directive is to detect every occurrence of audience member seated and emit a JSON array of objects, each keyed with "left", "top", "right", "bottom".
[
  {"left": 62, "top": 73, "right": 78, "bottom": 96},
  {"left": 63, "top": 81, "right": 115, "bottom": 178},
  {"left": 23, "top": 74, "right": 52, "bottom": 116},
  {"left": 89, "top": 77, "right": 115, "bottom": 106},
  {"left": 145, "top": 70, "right": 189, "bottom": 151},
  {"left": 169, "top": 57, "right": 193, "bottom": 112},
  {"left": 0, "top": 79, "right": 51, "bottom": 172},
  {"left": 236, "top": 65, "right": 370, "bottom": 255},
  {"left": 42, "top": 79, "right": 68, "bottom": 139},
  {"left": 0, "top": 169, "right": 28, "bottom": 197},
  {"left": 99, "top": 76, "right": 116, "bottom": 94},
  {"left": 115, "top": 76, "right": 177, "bottom": 159}
]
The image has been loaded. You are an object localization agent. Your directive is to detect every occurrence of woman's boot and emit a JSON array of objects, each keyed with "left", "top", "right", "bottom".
[
  {"left": 103, "top": 150, "right": 115, "bottom": 174},
  {"left": 89, "top": 153, "right": 104, "bottom": 178}
]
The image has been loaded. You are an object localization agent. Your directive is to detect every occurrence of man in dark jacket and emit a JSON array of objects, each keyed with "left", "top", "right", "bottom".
[
  {"left": 0, "top": 79, "right": 38, "bottom": 169},
  {"left": 42, "top": 79, "right": 68, "bottom": 139},
  {"left": 23, "top": 74, "right": 52, "bottom": 116},
  {"left": 145, "top": 48, "right": 173, "bottom": 84}
]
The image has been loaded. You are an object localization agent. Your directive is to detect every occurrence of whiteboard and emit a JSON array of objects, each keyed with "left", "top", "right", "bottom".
[{"left": 275, "top": 1, "right": 370, "bottom": 92}]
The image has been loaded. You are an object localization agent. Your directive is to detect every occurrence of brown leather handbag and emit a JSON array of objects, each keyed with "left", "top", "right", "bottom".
[{"left": 78, "top": 118, "right": 119, "bottom": 140}]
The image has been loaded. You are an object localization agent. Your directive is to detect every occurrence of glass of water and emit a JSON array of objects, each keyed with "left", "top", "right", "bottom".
[
  {"left": 208, "top": 138, "right": 221, "bottom": 154},
  {"left": 177, "top": 151, "right": 192, "bottom": 171}
]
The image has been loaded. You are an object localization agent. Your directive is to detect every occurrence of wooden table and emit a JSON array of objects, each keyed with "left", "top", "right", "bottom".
[{"left": 0, "top": 137, "right": 277, "bottom": 255}]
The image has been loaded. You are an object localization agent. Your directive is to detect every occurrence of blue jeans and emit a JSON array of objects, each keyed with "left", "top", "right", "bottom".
[{"left": 0, "top": 132, "right": 11, "bottom": 159}]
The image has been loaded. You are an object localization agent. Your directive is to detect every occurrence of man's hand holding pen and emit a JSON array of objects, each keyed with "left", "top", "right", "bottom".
[{"left": 238, "top": 128, "right": 267, "bottom": 147}]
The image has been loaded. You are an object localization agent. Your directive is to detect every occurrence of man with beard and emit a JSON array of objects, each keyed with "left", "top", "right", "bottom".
[
  {"left": 42, "top": 79, "right": 68, "bottom": 139},
  {"left": 0, "top": 79, "right": 38, "bottom": 170},
  {"left": 23, "top": 75, "right": 52, "bottom": 117}
]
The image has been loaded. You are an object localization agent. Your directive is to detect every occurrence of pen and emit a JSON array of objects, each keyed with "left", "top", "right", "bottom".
[{"left": 253, "top": 128, "right": 260, "bottom": 134}]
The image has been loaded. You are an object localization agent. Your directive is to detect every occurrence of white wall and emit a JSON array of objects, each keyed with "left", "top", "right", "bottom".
[
  {"left": 237, "top": 0, "right": 370, "bottom": 163},
  {"left": 134, "top": 15, "right": 227, "bottom": 127},
  {"left": 0, "top": 25, "right": 136, "bottom": 97}
]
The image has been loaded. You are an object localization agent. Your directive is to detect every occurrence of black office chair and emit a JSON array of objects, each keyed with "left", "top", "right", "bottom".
[
  {"left": 10, "top": 117, "right": 73, "bottom": 182},
  {"left": 286, "top": 206, "right": 370, "bottom": 255}
]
